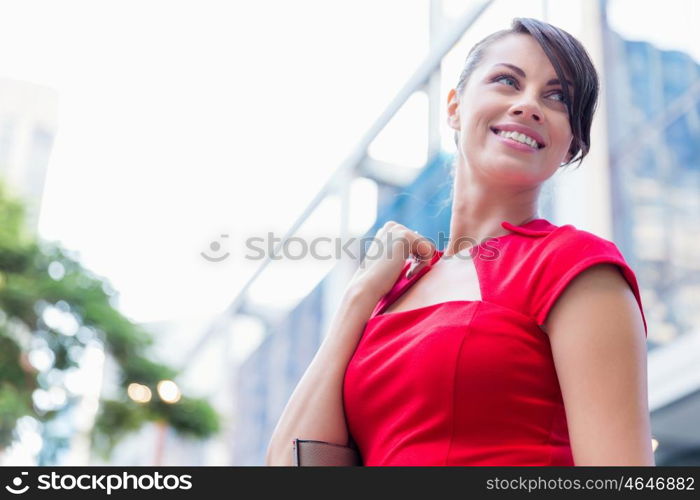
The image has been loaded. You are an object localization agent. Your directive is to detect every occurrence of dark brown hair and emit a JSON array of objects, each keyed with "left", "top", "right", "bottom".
[{"left": 452, "top": 17, "right": 599, "bottom": 168}]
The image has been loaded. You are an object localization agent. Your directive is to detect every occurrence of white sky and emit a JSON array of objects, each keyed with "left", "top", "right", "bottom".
[
  {"left": 607, "top": 0, "right": 699, "bottom": 62},
  {"left": 0, "top": 0, "right": 696, "bottom": 325},
  {"left": 2, "top": 0, "right": 432, "bottom": 323}
]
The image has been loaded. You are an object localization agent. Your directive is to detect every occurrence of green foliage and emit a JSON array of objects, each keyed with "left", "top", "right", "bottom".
[
  {"left": 0, "top": 384, "right": 32, "bottom": 448},
  {"left": 0, "top": 335, "right": 31, "bottom": 387},
  {"left": 92, "top": 399, "right": 148, "bottom": 459},
  {"left": 92, "top": 395, "right": 221, "bottom": 459},
  {"left": 121, "top": 358, "right": 178, "bottom": 387},
  {"left": 154, "top": 397, "right": 220, "bottom": 438},
  {"left": 0, "top": 179, "right": 220, "bottom": 459}
]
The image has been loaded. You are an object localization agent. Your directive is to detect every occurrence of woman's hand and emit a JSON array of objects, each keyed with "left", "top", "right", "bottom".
[
  {"left": 266, "top": 222, "right": 436, "bottom": 465},
  {"left": 347, "top": 221, "right": 436, "bottom": 302}
]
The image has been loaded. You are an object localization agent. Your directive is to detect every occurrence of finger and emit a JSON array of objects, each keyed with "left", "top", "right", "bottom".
[
  {"left": 389, "top": 226, "right": 435, "bottom": 261},
  {"left": 406, "top": 259, "right": 422, "bottom": 279},
  {"left": 395, "top": 230, "right": 434, "bottom": 268},
  {"left": 409, "top": 232, "right": 436, "bottom": 262}
]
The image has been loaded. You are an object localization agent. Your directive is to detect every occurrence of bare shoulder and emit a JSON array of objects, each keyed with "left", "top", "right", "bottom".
[
  {"left": 541, "top": 263, "right": 653, "bottom": 465},
  {"left": 542, "top": 263, "right": 639, "bottom": 336}
]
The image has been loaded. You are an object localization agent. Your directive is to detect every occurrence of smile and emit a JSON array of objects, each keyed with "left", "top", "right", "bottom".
[{"left": 490, "top": 127, "right": 543, "bottom": 153}]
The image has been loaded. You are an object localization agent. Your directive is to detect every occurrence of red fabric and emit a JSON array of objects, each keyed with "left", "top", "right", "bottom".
[{"left": 342, "top": 218, "right": 648, "bottom": 466}]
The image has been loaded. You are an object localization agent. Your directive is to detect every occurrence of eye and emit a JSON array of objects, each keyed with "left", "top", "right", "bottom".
[
  {"left": 548, "top": 90, "right": 566, "bottom": 102},
  {"left": 492, "top": 73, "right": 518, "bottom": 88}
]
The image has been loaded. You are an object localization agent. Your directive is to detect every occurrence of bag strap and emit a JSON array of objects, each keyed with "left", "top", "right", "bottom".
[{"left": 293, "top": 438, "right": 362, "bottom": 466}]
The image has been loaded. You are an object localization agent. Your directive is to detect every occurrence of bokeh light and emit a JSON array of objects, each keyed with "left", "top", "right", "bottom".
[
  {"left": 127, "top": 383, "right": 152, "bottom": 404},
  {"left": 156, "top": 380, "right": 181, "bottom": 404}
]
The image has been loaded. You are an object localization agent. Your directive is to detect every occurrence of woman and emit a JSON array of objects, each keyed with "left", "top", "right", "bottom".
[{"left": 266, "top": 17, "right": 654, "bottom": 466}]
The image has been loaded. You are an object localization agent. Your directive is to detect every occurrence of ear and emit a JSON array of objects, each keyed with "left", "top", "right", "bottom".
[{"left": 447, "top": 88, "right": 461, "bottom": 130}]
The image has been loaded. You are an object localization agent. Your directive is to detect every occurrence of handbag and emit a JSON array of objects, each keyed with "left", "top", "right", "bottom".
[{"left": 292, "top": 436, "right": 362, "bottom": 466}]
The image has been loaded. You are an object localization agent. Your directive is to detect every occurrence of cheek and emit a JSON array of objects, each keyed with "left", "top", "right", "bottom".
[
  {"left": 549, "top": 118, "right": 573, "bottom": 155},
  {"left": 460, "top": 94, "right": 496, "bottom": 134},
  {"left": 560, "top": 133, "right": 574, "bottom": 157},
  {"left": 461, "top": 112, "right": 490, "bottom": 144},
  {"left": 462, "top": 126, "right": 491, "bottom": 161}
]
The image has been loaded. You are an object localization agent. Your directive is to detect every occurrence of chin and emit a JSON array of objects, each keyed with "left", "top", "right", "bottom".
[{"left": 488, "top": 161, "right": 547, "bottom": 185}]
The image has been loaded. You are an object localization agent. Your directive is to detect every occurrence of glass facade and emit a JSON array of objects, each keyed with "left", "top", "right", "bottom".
[{"left": 605, "top": 28, "right": 700, "bottom": 349}]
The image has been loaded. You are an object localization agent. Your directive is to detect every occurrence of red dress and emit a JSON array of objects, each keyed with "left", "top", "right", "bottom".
[{"left": 342, "top": 218, "right": 648, "bottom": 466}]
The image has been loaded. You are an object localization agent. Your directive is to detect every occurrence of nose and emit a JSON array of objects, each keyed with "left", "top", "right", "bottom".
[{"left": 509, "top": 97, "right": 543, "bottom": 122}]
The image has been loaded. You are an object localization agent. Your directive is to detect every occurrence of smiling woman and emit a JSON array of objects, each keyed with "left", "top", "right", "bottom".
[
  {"left": 450, "top": 18, "right": 597, "bottom": 170},
  {"left": 266, "top": 17, "right": 654, "bottom": 467}
]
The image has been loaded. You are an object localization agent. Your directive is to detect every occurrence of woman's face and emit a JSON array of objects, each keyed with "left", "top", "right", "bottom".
[{"left": 448, "top": 33, "right": 575, "bottom": 185}]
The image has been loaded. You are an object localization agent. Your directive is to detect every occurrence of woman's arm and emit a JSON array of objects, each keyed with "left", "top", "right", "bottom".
[
  {"left": 264, "top": 285, "right": 378, "bottom": 465},
  {"left": 265, "top": 222, "right": 434, "bottom": 465},
  {"left": 543, "top": 264, "right": 655, "bottom": 466}
]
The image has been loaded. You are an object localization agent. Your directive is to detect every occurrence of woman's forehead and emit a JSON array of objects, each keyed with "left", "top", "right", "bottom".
[{"left": 479, "top": 34, "right": 559, "bottom": 78}]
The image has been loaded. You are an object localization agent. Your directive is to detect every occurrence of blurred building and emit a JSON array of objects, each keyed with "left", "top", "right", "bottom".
[
  {"left": 0, "top": 78, "right": 59, "bottom": 233},
  {"left": 603, "top": 23, "right": 700, "bottom": 464}
]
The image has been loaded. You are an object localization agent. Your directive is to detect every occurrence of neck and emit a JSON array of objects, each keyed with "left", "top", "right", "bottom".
[{"left": 443, "top": 161, "right": 541, "bottom": 257}]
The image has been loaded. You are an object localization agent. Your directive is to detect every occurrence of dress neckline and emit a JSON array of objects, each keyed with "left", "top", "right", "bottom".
[
  {"left": 368, "top": 299, "right": 480, "bottom": 323},
  {"left": 438, "top": 217, "right": 550, "bottom": 260},
  {"left": 369, "top": 217, "right": 554, "bottom": 320}
]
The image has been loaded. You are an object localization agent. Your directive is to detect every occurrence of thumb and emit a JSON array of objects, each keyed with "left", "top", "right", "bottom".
[
  {"left": 410, "top": 232, "right": 436, "bottom": 261},
  {"left": 406, "top": 233, "right": 436, "bottom": 278}
]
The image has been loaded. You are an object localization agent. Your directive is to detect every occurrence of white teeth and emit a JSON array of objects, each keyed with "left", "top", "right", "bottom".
[{"left": 496, "top": 129, "right": 539, "bottom": 149}]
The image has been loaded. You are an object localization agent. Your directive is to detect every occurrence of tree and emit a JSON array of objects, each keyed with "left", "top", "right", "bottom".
[{"left": 0, "top": 180, "right": 219, "bottom": 463}]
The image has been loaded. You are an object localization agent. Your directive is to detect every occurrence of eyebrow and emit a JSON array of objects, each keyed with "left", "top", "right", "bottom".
[{"left": 491, "top": 63, "right": 573, "bottom": 88}]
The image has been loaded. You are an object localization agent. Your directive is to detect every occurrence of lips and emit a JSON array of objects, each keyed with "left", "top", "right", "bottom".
[{"left": 490, "top": 126, "right": 545, "bottom": 149}]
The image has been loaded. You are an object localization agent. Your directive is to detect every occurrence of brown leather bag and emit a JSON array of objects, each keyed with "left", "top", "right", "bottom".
[{"left": 292, "top": 438, "right": 362, "bottom": 466}]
